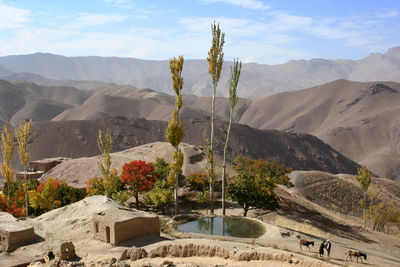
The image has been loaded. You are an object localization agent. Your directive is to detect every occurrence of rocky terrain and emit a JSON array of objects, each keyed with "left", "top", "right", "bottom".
[{"left": 0, "top": 46, "right": 399, "bottom": 98}]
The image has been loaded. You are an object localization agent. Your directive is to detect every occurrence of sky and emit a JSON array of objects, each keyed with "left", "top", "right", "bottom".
[{"left": 0, "top": 0, "right": 399, "bottom": 64}]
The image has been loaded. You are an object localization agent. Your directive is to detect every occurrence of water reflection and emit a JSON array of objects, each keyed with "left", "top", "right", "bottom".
[{"left": 178, "top": 217, "right": 264, "bottom": 238}]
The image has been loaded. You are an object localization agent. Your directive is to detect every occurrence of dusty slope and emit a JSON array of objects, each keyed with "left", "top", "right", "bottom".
[
  {"left": 8, "top": 117, "right": 360, "bottom": 175},
  {"left": 53, "top": 84, "right": 251, "bottom": 122},
  {"left": 239, "top": 80, "right": 400, "bottom": 180},
  {"left": 0, "top": 79, "right": 90, "bottom": 126},
  {"left": 0, "top": 47, "right": 399, "bottom": 97},
  {"left": 1, "top": 71, "right": 111, "bottom": 90},
  {"left": 40, "top": 142, "right": 211, "bottom": 187}
]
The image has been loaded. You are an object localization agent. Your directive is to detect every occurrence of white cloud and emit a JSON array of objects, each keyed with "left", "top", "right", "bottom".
[
  {"left": 65, "top": 13, "right": 129, "bottom": 28},
  {"left": 179, "top": 17, "right": 268, "bottom": 38},
  {"left": 0, "top": 3, "right": 31, "bottom": 30},
  {"left": 104, "top": 0, "right": 134, "bottom": 9},
  {"left": 200, "top": 0, "right": 269, "bottom": 10}
]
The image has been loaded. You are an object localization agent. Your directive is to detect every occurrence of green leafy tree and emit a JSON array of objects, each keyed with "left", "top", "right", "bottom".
[
  {"left": 1, "top": 123, "right": 15, "bottom": 209},
  {"left": 222, "top": 58, "right": 241, "bottom": 215},
  {"left": 206, "top": 21, "right": 224, "bottom": 214},
  {"left": 227, "top": 156, "right": 290, "bottom": 216},
  {"left": 166, "top": 55, "right": 184, "bottom": 215},
  {"left": 15, "top": 120, "right": 31, "bottom": 217},
  {"left": 146, "top": 187, "right": 174, "bottom": 213},
  {"left": 227, "top": 172, "right": 278, "bottom": 217},
  {"left": 355, "top": 165, "right": 371, "bottom": 229}
]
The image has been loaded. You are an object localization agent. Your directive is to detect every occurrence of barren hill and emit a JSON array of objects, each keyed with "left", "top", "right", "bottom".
[
  {"left": 239, "top": 80, "right": 400, "bottom": 180},
  {"left": 0, "top": 80, "right": 91, "bottom": 126},
  {"left": 53, "top": 84, "right": 251, "bottom": 122},
  {"left": 0, "top": 46, "right": 399, "bottom": 98},
  {"left": 8, "top": 117, "right": 360, "bottom": 176}
]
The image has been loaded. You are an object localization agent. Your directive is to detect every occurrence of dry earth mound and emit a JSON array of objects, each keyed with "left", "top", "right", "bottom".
[{"left": 40, "top": 142, "right": 210, "bottom": 187}]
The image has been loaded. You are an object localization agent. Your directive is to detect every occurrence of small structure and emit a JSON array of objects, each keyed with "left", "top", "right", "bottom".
[
  {"left": 29, "top": 157, "right": 69, "bottom": 173},
  {"left": 93, "top": 207, "right": 160, "bottom": 246},
  {"left": 15, "top": 171, "right": 45, "bottom": 181},
  {"left": 58, "top": 241, "right": 78, "bottom": 260},
  {"left": 0, "top": 212, "right": 35, "bottom": 252},
  {"left": 15, "top": 157, "right": 70, "bottom": 181}
]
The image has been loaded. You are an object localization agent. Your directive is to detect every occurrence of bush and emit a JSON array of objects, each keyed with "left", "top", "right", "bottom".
[
  {"left": 29, "top": 178, "right": 86, "bottom": 216},
  {"left": 187, "top": 172, "right": 221, "bottom": 192}
]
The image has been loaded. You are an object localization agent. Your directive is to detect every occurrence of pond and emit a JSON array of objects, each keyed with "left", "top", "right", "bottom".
[{"left": 177, "top": 216, "right": 265, "bottom": 238}]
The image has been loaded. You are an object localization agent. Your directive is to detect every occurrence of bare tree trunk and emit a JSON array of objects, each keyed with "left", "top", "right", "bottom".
[
  {"left": 222, "top": 107, "right": 233, "bottom": 216},
  {"left": 24, "top": 167, "right": 28, "bottom": 217},
  {"left": 363, "top": 192, "right": 367, "bottom": 229},
  {"left": 174, "top": 146, "right": 179, "bottom": 215},
  {"left": 209, "top": 82, "right": 216, "bottom": 215},
  {"left": 135, "top": 191, "right": 139, "bottom": 210}
]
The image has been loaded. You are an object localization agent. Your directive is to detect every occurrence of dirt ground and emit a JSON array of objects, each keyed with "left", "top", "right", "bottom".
[{"left": 1, "top": 187, "right": 399, "bottom": 267}]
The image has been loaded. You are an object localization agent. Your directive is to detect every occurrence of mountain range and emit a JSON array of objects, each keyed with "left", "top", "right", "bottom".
[
  {"left": 0, "top": 78, "right": 398, "bottom": 180},
  {"left": 0, "top": 46, "right": 399, "bottom": 98}
]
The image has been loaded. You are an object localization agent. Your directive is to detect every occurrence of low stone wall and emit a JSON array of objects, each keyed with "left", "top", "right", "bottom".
[{"left": 119, "top": 243, "right": 335, "bottom": 267}]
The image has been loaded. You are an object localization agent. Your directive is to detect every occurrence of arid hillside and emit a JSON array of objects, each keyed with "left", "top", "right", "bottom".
[
  {"left": 1, "top": 78, "right": 399, "bottom": 181},
  {"left": 0, "top": 46, "right": 399, "bottom": 98},
  {"left": 6, "top": 117, "right": 360, "bottom": 176},
  {"left": 0, "top": 79, "right": 90, "bottom": 126},
  {"left": 239, "top": 80, "right": 400, "bottom": 180}
]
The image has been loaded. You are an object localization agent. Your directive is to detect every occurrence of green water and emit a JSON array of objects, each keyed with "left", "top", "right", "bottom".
[{"left": 177, "top": 217, "right": 265, "bottom": 238}]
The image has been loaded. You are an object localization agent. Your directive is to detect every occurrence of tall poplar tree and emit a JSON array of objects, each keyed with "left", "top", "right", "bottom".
[
  {"left": 1, "top": 123, "right": 15, "bottom": 209},
  {"left": 166, "top": 55, "right": 184, "bottom": 215},
  {"left": 15, "top": 120, "right": 32, "bottom": 217},
  {"left": 355, "top": 165, "right": 371, "bottom": 229},
  {"left": 222, "top": 58, "right": 241, "bottom": 215},
  {"left": 206, "top": 21, "right": 224, "bottom": 214},
  {"left": 97, "top": 129, "right": 112, "bottom": 197}
]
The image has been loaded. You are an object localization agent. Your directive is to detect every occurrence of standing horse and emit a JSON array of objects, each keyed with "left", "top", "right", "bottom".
[
  {"left": 299, "top": 239, "right": 314, "bottom": 250},
  {"left": 346, "top": 250, "right": 368, "bottom": 263}
]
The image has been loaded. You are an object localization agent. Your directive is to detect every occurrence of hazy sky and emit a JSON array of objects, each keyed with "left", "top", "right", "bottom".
[{"left": 0, "top": 0, "right": 399, "bottom": 64}]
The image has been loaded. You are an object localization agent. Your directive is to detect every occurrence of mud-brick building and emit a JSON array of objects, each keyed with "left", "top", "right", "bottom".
[
  {"left": 0, "top": 212, "right": 35, "bottom": 252},
  {"left": 93, "top": 207, "right": 159, "bottom": 245}
]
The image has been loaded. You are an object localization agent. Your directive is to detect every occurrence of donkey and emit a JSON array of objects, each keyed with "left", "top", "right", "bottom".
[
  {"left": 346, "top": 250, "right": 367, "bottom": 263},
  {"left": 299, "top": 239, "right": 314, "bottom": 251}
]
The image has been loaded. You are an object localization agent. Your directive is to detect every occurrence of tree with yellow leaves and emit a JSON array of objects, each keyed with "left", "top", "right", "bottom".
[
  {"left": 355, "top": 165, "right": 371, "bottom": 229},
  {"left": 15, "top": 120, "right": 31, "bottom": 217},
  {"left": 97, "top": 130, "right": 114, "bottom": 197},
  {"left": 1, "top": 123, "right": 15, "bottom": 209},
  {"left": 206, "top": 21, "right": 225, "bottom": 215},
  {"left": 166, "top": 55, "right": 184, "bottom": 215}
]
